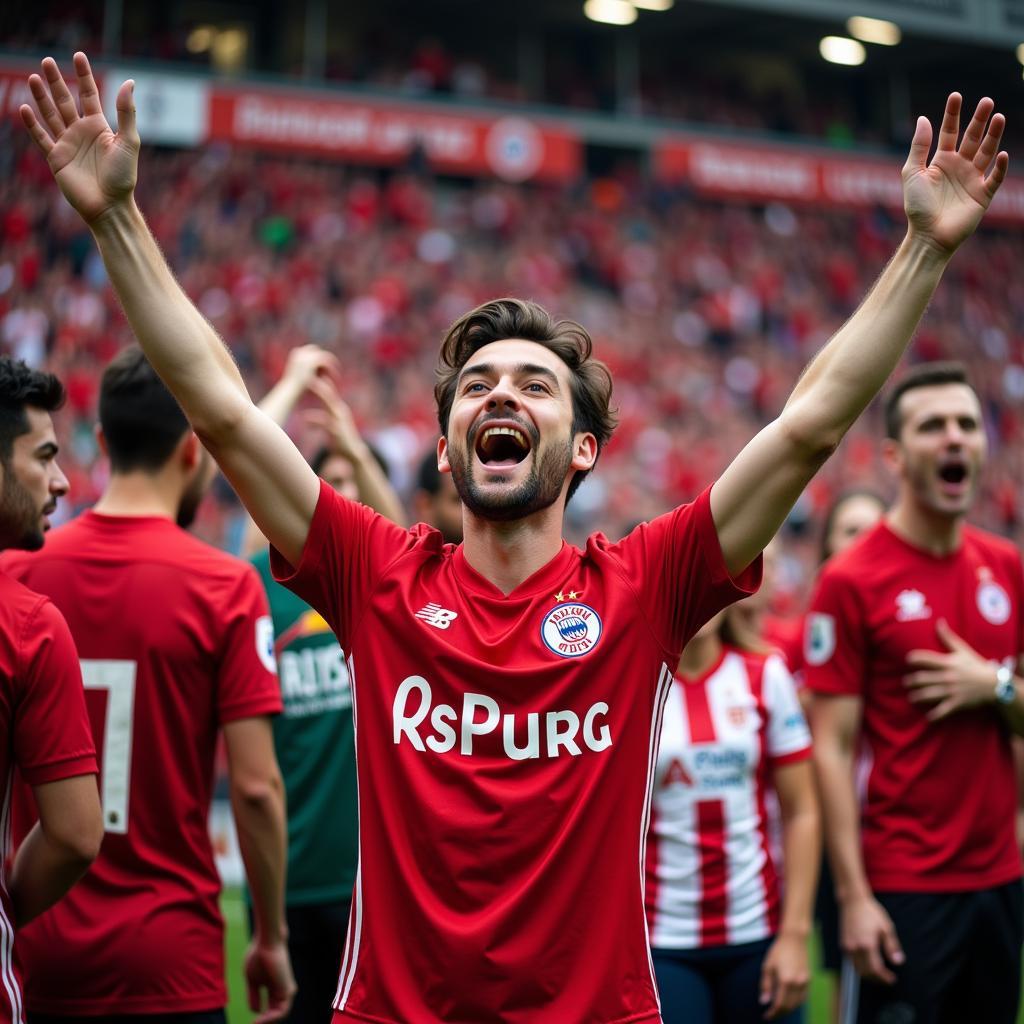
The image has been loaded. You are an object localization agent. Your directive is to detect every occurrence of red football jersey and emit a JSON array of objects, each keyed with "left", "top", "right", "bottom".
[
  {"left": 1, "top": 513, "right": 281, "bottom": 1014},
  {"left": 804, "top": 521, "right": 1024, "bottom": 892},
  {"left": 0, "top": 570, "right": 97, "bottom": 1024},
  {"left": 271, "top": 480, "right": 760, "bottom": 1024}
]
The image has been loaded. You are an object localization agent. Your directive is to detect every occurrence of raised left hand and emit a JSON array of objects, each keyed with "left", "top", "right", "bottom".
[
  {"left": 904, "top": 619, "right": 999, "bottom": 720},
  {"left": 902, "top": 93, "right": 1009, "bottom": 257},
  {"left": 759, "top": 931, "right": 810, "bottom": 1019}
]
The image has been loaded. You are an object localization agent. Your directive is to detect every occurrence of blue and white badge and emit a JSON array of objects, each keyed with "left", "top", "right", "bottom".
[
  {"left": 541, "top": 602, "right": 603, "bottom": 658},
  {"left": 977, "top": 580, "right": 1012, "bottom": 626}
]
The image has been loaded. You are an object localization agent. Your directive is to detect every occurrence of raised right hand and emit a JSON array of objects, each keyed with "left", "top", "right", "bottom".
[
  {"left": 21, "top": 52, "right": 139, "bottom": 226},
  {"left": 840, "top": 893, "right": 905, "bottom": 984}
]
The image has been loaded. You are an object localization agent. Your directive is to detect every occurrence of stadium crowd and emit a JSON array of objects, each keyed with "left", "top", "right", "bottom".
[{"left": 1, "top": 131, "right": 1021, "bottom": 613}]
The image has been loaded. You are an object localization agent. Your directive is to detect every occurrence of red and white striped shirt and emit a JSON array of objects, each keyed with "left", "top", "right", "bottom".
[{"left": 645, "top": 647, "right": 810, "bottom": 949}]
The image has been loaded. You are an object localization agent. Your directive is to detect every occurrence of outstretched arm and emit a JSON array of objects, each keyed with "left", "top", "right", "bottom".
[
  {"left": 711, "top": 93, "right": 1008, "bottom": 575},
  {"left": 22, "top": 54, "right": 318, "bottom": 567}
]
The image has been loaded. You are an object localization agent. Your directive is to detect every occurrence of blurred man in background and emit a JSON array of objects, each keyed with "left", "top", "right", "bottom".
[
  {"left": 808, "top": 362, "right": 1024, "bottom": 1024},
  {"left": 0, "top": 356, "right": 102, "bottom": 1024},
  {"left": 2, "top": 348, "right": 294, "bottom": 1024}
]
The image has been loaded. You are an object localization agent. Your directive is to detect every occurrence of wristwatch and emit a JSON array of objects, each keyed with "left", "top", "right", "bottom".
[{"left": 994, "top": 664, "right": 1016, "bottom": 705}]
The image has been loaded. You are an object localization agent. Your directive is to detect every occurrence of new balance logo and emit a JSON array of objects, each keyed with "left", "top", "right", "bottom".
[{"left": 415, "top": 603, "right": 459, "bottom": 629}]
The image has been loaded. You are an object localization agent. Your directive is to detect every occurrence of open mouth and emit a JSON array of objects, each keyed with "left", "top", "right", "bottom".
[
  {"left": 475, "top": 425, "right": 532, "bottom": 469},
  {"left": 938, "top": 462, "right": 967, "bottom": 485},
  {"left": 937, "top": 459, "right": 969, "bottom": 494}
]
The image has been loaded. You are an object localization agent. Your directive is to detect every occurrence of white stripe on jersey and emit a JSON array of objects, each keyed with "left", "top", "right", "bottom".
[
  {"left": 722, "top": 777, "right": 770, "bottom": 946},
  {"left": 639, "top": 662, "right": 674, "bottom": 1010},
  {"left": 336, "top": 654, "right": 364, "bottom": 1011},
  {"left": 0, "top": 774, "right": 24, "bottom": 1023}
]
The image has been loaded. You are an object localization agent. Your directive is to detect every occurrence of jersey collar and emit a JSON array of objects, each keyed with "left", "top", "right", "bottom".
[{"left": 452, "top": 540, "right": 578, "bottom": 600}]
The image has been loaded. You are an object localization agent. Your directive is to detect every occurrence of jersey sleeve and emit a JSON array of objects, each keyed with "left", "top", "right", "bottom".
[
  {"left": 1014, "top": 553, "right": 1024, "bottom": 660},
  {"left": 270, "top": 478, "right": 416, "bottom": 645},
  {"left": 802, "top": 565, "right": 867, "bottom": 697},
  {"left": 15, "top": 599, "right": 98, "bottom": 786},
  {"left": 608, "top": 485, "right": 763, "bottom": 654},
  {"left": 215, "top": 566, "right": 285, "bottom": 725},
  {"left": 762, "top": 653, "right": 811, "bottom": 766}
]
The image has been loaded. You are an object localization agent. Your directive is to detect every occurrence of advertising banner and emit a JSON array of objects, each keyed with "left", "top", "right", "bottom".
[
  {"left": 654, "top": 136, "right": 1024, "bottom": 224},
  {"left": 207, "top": 87, "right": 582, "bottom": 183}
]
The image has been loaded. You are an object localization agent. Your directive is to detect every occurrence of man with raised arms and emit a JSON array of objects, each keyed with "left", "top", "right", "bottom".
[{"left": 21, "top": 53, "right": 1008, "bottom": 1024}]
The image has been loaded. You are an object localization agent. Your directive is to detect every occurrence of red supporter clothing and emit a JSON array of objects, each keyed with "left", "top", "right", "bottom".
[
  {"left": 804, "top": 521, "right": 1024, "bottom": 893},
  {"left": 1, "top": 513, "right": 281, "bottom": 1015},
  {"left": 0, "top": 571, "right": 97, "bottom": 1024},
  {"left": 271, "top": 480, "right": 761, "bottom": 1024},
  {"left": 646, "top": 649, "right": 811, "bottom": 949},
  {"left": 762, "top": 614, "right": 804, "bottom": 678}
]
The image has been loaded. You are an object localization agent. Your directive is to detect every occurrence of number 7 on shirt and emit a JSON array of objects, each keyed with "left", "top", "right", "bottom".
[{"left": 80, "top": 659, "right": 137, "bottom": 834}]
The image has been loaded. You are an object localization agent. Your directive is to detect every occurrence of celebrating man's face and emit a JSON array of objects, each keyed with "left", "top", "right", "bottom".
[
  {"left": 889, "top": 383, "right": 986, "bottom": 519},
  {"left": 441, "top": 339, "right": 578, "bottom": 523}
]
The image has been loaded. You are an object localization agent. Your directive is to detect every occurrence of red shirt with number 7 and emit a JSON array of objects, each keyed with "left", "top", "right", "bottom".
[{"left": 1, "top": 512, "right": 281, "bottom": 1015}]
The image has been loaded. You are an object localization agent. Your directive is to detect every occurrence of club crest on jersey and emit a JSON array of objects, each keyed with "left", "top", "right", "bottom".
[
  {"left": 977, "top": 579, "right": 1011, "bottom": 625},
  {"left": 541, "top": 602, "right": 603, "bottom": 658}
]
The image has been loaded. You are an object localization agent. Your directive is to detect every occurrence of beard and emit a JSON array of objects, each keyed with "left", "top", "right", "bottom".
[
  {"left": 448, "top": 421, "right": 574, "bottom": 523},
  {"left": 176, "top": 450, "right": 212, "bottom": 529},
  {"left": 176, "top": 479, "right": 203, "bottom": 529},
  {"left": 0, "top": 469, "right": 45, "bottom": 551}
]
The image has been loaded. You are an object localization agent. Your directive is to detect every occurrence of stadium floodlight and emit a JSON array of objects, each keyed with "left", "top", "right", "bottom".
[
  {"left": 820, "top": 36, "right": 867, "bottom": 66},
  {"left": 632, "top": 0, "right": 675, "bottom": 10},
  {"left": 847, "top": 16, "right": 901, "bottom": 46},
  {"left": 584, "top": 0, "right": 638, "bottom": 25}
]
